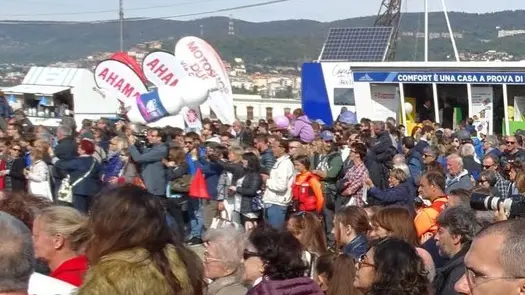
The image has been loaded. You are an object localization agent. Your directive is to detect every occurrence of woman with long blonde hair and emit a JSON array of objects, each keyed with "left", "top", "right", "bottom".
[{"left": 25, "top": 142, "right": 52, "bottom": 201}]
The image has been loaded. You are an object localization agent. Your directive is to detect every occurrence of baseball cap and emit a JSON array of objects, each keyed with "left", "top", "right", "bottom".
[{"left": 320, "top": 130, "right": 334, "bottom": 142}]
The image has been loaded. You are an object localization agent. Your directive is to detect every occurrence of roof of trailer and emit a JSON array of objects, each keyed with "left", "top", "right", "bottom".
[{"left": 320, "top": 61, "right": 525, "bottom": 70}]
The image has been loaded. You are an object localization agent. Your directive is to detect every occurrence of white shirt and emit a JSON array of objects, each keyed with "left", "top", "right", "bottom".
[{"left": 28, "top": 273, "right": 77, "bottom": 295}]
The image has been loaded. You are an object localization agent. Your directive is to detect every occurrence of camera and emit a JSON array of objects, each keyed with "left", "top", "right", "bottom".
[{"left": 470, "top": 193, "right": 525, "bottom": 218}]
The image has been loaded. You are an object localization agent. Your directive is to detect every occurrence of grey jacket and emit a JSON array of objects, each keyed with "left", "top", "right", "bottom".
[
  {"left": 445, "top": 170, "right": 473, "bottom": 194},
  {"left": 207, "top": 275, "right": 247, "bottom": 295},
  {"left": 128, "top": 143, "right": 167, "bottom": 196}
]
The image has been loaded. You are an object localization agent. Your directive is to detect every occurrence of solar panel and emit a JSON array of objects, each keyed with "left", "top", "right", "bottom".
[{"left": 318, "top": 27, "right": 393, "bottom": 62}]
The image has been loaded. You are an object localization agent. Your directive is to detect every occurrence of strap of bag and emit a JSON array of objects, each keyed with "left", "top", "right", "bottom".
[{"left": 71, "top": 159, "right": 95, "bottom": 187}]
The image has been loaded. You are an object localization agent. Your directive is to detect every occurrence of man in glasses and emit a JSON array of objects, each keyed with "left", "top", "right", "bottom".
[
  {"left": 434, "top": 205, "right": 479, "bottom": 295},
  {"left": 501, "top": 135, "right": 525, "bottom": 172},
  {"left": 455, "top": 219, "right": 525, "bottom": 295},
  {"left": 482, "top": 154, "right": 510, "bottom": 198}
]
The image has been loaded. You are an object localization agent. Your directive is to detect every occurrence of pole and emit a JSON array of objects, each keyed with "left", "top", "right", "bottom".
[
  {"left": 441, "top": 0, "right": 459, "bottom": 61},
  {"left": 119, "top": 0, "right": 124, "bottom": 52},
  {"left": 424, "top": 0, "right": 428, "bottom": 62}
]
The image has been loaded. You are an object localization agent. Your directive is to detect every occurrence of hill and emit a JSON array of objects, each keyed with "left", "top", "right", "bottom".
[{"left": 1, "top": 10, "right": 525, "bottom": 64}]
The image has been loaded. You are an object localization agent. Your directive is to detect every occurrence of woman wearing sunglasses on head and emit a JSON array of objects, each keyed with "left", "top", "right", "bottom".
[{"left": 243, "top": 225, "right": 324, "bottom": 295}]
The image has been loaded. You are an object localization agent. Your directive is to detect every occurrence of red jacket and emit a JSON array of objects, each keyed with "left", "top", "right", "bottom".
[
  {"left": 50, "top": 255, "right": 89, "bottom": 287},
  {"left": 0, "top": 159, "right": 6, "bottom": 190}
]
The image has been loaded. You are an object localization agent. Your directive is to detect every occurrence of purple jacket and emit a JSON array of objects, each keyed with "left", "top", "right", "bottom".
[
  {"left": 247, "top": 277, "right": 324, "bottom": 295},
  {"left": 290, "top": 116, "right": 315, "bottom": 143}
]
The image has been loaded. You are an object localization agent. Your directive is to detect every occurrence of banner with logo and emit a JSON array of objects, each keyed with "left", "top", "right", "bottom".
[
  {"left": 370, "top": 84, "right": 399, "bottom": 121},
  {"left": 175, "top": 36, "right": 234, "bottom": 124},
  {"left": 471, "top": 86, "right": 493, "bottom": 136},
  {"left": 94, "top": 59, "right": 148, "bottom": 103},
  {"left": 110, "top": 52, "right": 147, "bottom": 83}
]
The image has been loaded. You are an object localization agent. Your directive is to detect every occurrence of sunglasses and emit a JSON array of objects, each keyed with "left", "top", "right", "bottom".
[
  {"left": 483, "top": 165, "right": 493, "bottom": 169},
  {"left": 243, "top": 249, "right": 260, "bottom": 260},
  {"left": 506, "top": 141, "right": 516, "bottom": 144},
  {"left": 11, "top": 148, "right": 21, "bottom": 152}
]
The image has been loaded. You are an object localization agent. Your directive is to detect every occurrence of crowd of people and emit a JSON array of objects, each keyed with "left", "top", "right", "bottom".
[{"left": 1, "top": 107, "right": 525, "bottom": 295}]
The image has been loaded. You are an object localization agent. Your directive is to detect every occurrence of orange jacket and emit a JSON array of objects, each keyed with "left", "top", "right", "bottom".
[
  {"left": 292, "top": 171, "right": 324, "bottom": 213},
  {"left": 414, "top": 197, "right": 448, "bottom": 238}
]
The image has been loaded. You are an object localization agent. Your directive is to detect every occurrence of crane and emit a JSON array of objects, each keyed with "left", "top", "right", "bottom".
[{"left": 375, "top": 0, "right": 401, "bottom": 61}]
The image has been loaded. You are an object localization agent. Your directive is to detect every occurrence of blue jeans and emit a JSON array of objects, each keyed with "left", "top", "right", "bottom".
[
  {"left": 188, "top": 198, "right": 203, "bottom": 239},
  {"left": 265, "top": 204, "right": 288, "bottom": 229}
]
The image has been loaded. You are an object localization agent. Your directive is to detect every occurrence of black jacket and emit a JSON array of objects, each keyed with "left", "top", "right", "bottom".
[
  {"left": 236, "top": 171, "right": 262, "bottom": 214},
  {"left": 434, "top": 243, "right": 470, "bottom": 295},
  {"left": 54, "top": 137, "right": 78, "bottom": 160},
  {"left": 6, "top": 158, "right": 26, "bottom": 191}
]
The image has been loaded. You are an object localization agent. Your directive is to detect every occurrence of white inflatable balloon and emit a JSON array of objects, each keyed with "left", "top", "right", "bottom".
[
  {"left": 126, "top": 77, "right": 213, "bottom": 124},
  {"left": 404, "top": 102, "right": 414, "bottom": 114},
  {"left": 94, "top": 59, "right": 148, "bottom": 102}
]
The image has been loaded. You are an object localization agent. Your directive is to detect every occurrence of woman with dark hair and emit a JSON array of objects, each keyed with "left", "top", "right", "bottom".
[
  {"left": 332, "top": 206, "right": 370, "bottom": 259},
  {"left": 0, "top": 141, "right": 27, "bottom": 192},
  {"left": 77, "top": 185, "right": 204, "bottom": 295},
  {"left": 228, "top": 152, "right": 262, "bottom": 230},
  {"left": 165, "top": 146, "right": 190, "bottom": 239},
  {"left": 243, "top": 225, "right": 323, "bottom": 295},
  {"left": 315, "top": 253, "right": 360, "bottom": 295},
  {"left": 367, "top": 207, "right": 436, "bottom": 282},
  {"left": 52, "top": 139, "right": 102, "bottom": 213},
  {"left": 354, "top": 238, "right": 430, "bottom": 295},
  {"left": 287, "top": 211, "right": 327, "bottom": 278}
]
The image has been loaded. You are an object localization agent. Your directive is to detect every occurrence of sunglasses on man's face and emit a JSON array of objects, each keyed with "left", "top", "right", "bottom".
[{"left": 243, "top": 249, "right": 260, "bottom": 260}]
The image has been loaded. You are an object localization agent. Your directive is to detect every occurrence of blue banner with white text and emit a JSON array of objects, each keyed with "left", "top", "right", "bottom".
[{"left": 353, "top": 71, "right": 525, "bottom": 85}]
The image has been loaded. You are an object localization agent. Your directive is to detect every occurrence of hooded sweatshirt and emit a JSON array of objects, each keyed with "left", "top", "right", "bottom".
[{"left": 290, "top": 116, "right": 315, "bottom": 143}]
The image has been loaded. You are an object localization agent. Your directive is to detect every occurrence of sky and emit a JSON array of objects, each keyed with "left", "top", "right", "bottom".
[{"left": 1, "top": 0, "right": 524, "bottom": 23}]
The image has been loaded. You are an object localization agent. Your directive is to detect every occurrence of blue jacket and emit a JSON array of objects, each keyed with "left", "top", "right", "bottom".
[
  {"left": 199, "top": 157, "right": 223, "bottom": 200},
  {"left": 102, "top": 153, "right": 124, "bottom": 182},
  {"left": 343, "top": 234, "right": 368, "bottom": 260},
  {"left": 368, "top": 181, "right": 416, "bottom": 207},
  {"left": 472, "top": 138, "right": 484, "bottom": 160},
  {"left": 128, "top": 143, "right": 167, "bottom": 196},
  {"left": 54, "top": 156, "right": 102, "bottom": 196},
  {"left": 260, "top": 148, "right": 276, "bottom": 174},
  {"left": 407, "top": 150, "right": 423, "bottom": 182}
]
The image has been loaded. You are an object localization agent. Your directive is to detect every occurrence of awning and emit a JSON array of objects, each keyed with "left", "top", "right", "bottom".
[{"left": 2, "top": 84, "right": 71, "bottom": 96}]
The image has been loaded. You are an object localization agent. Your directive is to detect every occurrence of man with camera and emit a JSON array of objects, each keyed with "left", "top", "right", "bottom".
[
  {"left": 434, "top": 205, "right": 479, "bottom": 295},
  {"left": 455, "top": 219, "right": 525, "bottom": 295},
  {"left": 127, "top": 127, "right": 167, "bottom": 198}
]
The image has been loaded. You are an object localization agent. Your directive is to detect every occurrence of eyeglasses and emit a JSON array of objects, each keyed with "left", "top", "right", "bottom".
[
  {"left": 506, "top": 141, "right": 516, "bottom": 145},
  {"left": 243, "top": 249, "right": 260, "bottom": 260},
  {"left": 465, "top": 266, "right": 525, "bottom": 291},
  {"left": 482, "top": 164, "right": 493, "bottom": 169},
  {"left": 478, "top": 179, "right": 488, "bottom": 184},
  {"left": 11, "top": 148, "right": 21, "bottom": 152},
  {"left": 356, "top": 254, "right": 376, "bottom": 269},
  {"left": 203, "top": 251, "right": 222, "bottom": 263}
]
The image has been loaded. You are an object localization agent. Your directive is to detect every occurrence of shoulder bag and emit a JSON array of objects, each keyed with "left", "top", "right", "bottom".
[{"left": 58, "top": 159, "right": 95, "bottom": 204}]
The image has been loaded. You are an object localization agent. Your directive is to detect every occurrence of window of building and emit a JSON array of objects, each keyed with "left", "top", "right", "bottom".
[
  {"left": 247, "top": 106, "right": 254, "bottom": 120},
  {"left": 266, "top": 107, "right": 273, "bottom": 120}
]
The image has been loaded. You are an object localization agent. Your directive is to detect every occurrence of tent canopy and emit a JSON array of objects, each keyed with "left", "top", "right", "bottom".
[{"left": 2, "top": 84, "right": 70, "bottom": 96}]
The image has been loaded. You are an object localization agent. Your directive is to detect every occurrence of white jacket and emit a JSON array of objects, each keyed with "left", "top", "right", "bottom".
[
  {"left": 29, "top": 272, "right": 76, "bottom": 295},
  {"left": 263, "top": 155, "right": 295, "bottom": 207},
  {"left": 27, "top": 160, "right": 53, "bottom": 201}
]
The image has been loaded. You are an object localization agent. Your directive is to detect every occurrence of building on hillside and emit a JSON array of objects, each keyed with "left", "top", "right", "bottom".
[
  {"left": 498, "top": 29, "right": 525, "bottom": 38},
  {"left": 200, "top": 94, "right": 301, "bottom": 121}
]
